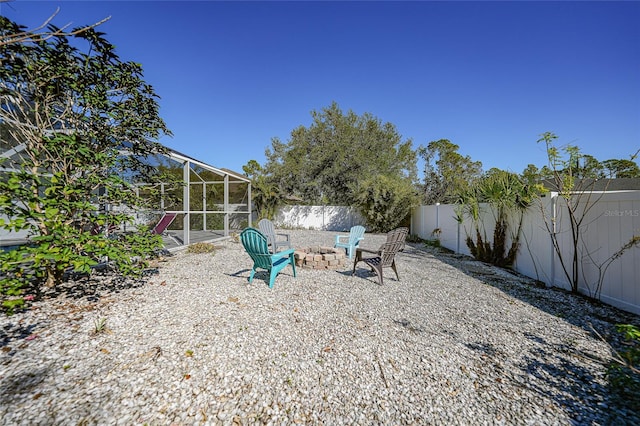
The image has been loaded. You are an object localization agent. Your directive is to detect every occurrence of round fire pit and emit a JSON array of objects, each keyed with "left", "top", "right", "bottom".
[{"left": 294, "top": 246, "right": 346, "bottom": 270}]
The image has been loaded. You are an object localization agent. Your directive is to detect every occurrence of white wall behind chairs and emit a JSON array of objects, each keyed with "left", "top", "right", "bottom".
[{"left": 274, "top": 205, "right": 365, "bottom": 232}]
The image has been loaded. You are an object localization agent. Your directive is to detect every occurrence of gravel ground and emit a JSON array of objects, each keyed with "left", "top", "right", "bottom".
[{"left": 1, "top": 229, "right": 639, "bottom": 425}]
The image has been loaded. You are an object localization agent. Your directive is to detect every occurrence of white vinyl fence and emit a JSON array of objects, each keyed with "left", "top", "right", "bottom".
[
  {"left": 271, "top": 194, "right": 639, "bottom": 315},
  {"left": 411, "top": 191, "right": 640, "bottom": 315},
  {"left": 274, "top": 205, "right": 365, "bottom": 232}
]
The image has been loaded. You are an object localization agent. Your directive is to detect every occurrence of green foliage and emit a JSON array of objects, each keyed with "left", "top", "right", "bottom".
[
  {"left": 0, "top": 15, "right": 173, "bottom": 307},
  {"left": 425, "top": 238, "right": 441, "bottom": 248},
  {"left": 535, "top": 132, "right": 639, "bottom": 183},
  {"left": 254, "top": 178, "right": 283, "bottom": 220},
  {"left": 617, "top": 324, "right": 640, "bottom": 341},
  {"left": 242, "top": 160, "right": 284, "bottom": 220},
  {"left": 353, "top": 174, "right": 419, "bottom": 233},
  {"left": 419, "top": 139, "right": 482, "bottom": 204},
  {"left": 186, "top": 242, "right": 217, "bottom": 254},
  {"left": 110, "top": 229, "right": 164, "bottom": 276},
  {"left": 93, "top": 317, "right": 108, "bottom": 334},
  {"left": 521, "top": 164, "right": 544, "bottom": 184},
  {"left": 188, "top": 212, "right": 224, "bottom": 232},
  {"left": 460, "top": 169, "right": 542, "bottom": 268},
  {"left": 406, "top": 234, "right": 423, "bottom": 244},
  {"left": 262, "top": 102, "right": 418, "bottom": 206},
  {"left": 608, "top": 324, "right": 640, "bottom": 413},
  {"left": 0, "top": 284, "right": 25, "bottom": 314},
  {"left": 601, "top": 159, "right": 640, "bottom": 178}
]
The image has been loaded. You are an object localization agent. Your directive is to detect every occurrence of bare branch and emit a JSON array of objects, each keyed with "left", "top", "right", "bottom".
[{"left": 0, "top": 7, "right": 111, "bottom": 46}]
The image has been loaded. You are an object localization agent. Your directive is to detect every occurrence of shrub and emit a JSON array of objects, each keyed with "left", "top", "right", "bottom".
[
  {"left": 608, "top": 324, "right": 640, "bottom": 414},
  {"left": 0, "top": 15, "right": 174, "bottom": 312},
  {"left": 186, "top": 242, "right": 217, "bottom": 254},
  {"left": 353, "top": 174, "right": 419, "bottom": 233}
]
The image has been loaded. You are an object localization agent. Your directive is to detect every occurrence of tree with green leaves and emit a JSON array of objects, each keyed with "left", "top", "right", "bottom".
[
  {"left": 0, "top": 14, "right": 174, "bottom": 311},
  {"left": 601, "top": 159, "right": 640, "bottom": 178},
  {"left": 242, "top": 159, "right": 284, "bottom": 220},
  {"left": 536, "top": 132, "right": 639, "bottom": 296},
  {"left": 419, "top": 139, "right": 483, "bottom": 204},
  {"left": 258, "top": 102, "right": 418, "bottom": 227},
  {"left": 353, "top": 174, "right": 419, "bottom": 233},
  {"left": 263, "top": 102, "right": 418, "bottom": 206},
  {"left": 521, "top": 163, "right": 545, "bottom": 184},
  {"left": 524, "top": 155, "right": 639, "bottom": 181}
]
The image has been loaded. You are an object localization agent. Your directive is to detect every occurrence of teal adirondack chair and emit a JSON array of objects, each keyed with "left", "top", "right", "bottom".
[
  {"left": 334, "top": 225, "right": 366, "bottom": 259},
  {"left": 240, "top": 227, "right": 296, "bottom": 288}
]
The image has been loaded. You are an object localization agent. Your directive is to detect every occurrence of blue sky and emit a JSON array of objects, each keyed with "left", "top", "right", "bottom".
[{"left": 2, "top": 1, "right": 639, "bottom": 176}]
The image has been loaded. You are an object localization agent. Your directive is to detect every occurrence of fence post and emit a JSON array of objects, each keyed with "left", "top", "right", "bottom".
[{"left": 549, "top": 193, "right": 557, "bottom": 288}]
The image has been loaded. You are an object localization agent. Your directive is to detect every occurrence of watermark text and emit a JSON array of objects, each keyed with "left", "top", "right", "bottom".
[{"left": 604, "top": 210, "right": 639, "bottom": 217}]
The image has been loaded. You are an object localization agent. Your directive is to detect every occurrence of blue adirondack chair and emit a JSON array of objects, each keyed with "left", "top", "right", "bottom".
[
  {"left": 240, "top": 227, "right": 296, "bottom": 288},
  {"left": 334, "top": 225, "right": 366, "bottom": 259}
]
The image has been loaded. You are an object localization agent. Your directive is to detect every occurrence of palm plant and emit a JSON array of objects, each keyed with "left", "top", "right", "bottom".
[
  {"left": 251, "top": 176, "right": 284, "bottom": 221},
  {"left": 459, "top": 170, "right": 542, "bottom": 268}
]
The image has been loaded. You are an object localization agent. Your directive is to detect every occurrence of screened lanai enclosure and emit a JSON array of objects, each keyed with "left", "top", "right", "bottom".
[
  {"left": 128, "top": 148, "right": 253, "bottom": 249},
  {"left": 0, "top": 140, "right": 252, "bottom": 250}
]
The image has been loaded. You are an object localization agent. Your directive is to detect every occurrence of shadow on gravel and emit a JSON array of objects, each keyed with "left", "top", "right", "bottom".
[
  {"left": 408, "top": 242, "right": 640, "bottom": 333},
  {"left": 336, "top": 268, "right": 387, "bottom": 284},
  {"left": 1, "top": 262, "right": 163, "bottom": 347},
  {"left": 463, "top": 336, "right": 621, "bottom": 423},
  {"left": 0, "top": 322, "right": 39, "bottom": 348},
  {"left": 41, "top": 271, "right": 153, "bottom": 302},
  {"left": 409, "top": 242, "right": 640, "bottom": 425},
  {"left": 227, "top": 268, "right": 297, "bottom": 287},
  {"left": 393, "top": 318, "right": 425, "bottom": 334},
  {"left": 226, "top": 269, "right": 251, "bottom": 278},
  {"left": 0, "top": 366, "right": 51, "bottom": 404}
]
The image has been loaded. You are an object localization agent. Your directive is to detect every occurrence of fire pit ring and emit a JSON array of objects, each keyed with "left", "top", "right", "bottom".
[{"left": 294, "top": 246, "right": 347, "bottom": 270}]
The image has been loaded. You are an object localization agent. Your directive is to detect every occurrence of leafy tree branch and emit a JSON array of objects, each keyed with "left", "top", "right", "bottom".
[{"left": 0, "top": 13, "right": 176, "bottom": 311}]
